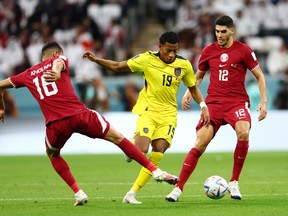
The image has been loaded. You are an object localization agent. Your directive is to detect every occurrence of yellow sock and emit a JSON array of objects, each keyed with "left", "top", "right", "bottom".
[{"left": 132, "top": 151, "right": 164, "bottom": 192}]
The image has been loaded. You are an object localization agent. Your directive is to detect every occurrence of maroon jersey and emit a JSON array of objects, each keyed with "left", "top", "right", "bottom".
[
  {"left": 198, "top": 40, "right": 259, "bottom": 103},
  {"left": 9, "top": 55, "right": 86, "bottom": 125}
]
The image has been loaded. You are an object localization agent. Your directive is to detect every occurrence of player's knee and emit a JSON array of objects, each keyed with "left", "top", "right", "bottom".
[
  {"left": 46, "top": 149, "right": 60, "bottom": 159},
  {"left": 108, "top": 136, "right": 124, "bottom": 145},
  {"left": 104, "top": 127, "right": 125, "bottom": 144},
  {"left": 237, "top": 130, "right": 250, "bottom": 140},
  {"left": 195, "top": 140, "right": 210, "bottom": 153}
]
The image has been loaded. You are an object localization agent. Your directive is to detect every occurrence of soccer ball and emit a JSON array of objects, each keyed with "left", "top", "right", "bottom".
[{"left": 204, "top": 175, "right": 228, "bottom": 199}]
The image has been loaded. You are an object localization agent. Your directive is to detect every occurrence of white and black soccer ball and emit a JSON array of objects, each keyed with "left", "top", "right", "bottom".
[{"left": 204, "top": 175, "right": 228, "bottom": 199}]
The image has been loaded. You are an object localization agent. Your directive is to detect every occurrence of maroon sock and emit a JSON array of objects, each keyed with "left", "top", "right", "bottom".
[
  {"left": 231, "top": 140, "right": 249, "bottom": 182},
  {"left": 118, "top": 138, "right": 157, "bottom": 172},
  {"left": 177, "top": 148, "right": 202, "bottom": 191},
  {"left": 50, "top": 156, "right": 80, "bottom": 193}
]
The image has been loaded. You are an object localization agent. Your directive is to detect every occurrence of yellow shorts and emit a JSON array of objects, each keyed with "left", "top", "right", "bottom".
[{"left": 134, "top": 112, "right": 177, "bottom": 146}]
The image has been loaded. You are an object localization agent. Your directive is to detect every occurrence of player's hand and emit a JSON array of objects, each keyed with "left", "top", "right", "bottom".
[
  {"left": 0, "top": 109, "right": 5, "bottom": 123},
  {"left": 200, "top": 106, "right": 210, "bottom": 127},
  {"left": 257, "top": 102, "right": 267, "bottom": 122},
  {"left": 82, "top": 51, "right": 96, "bottom": 62},
  {"left": 182, "top": 93, "right": 192, "bottom": 110},
  {"left": 43, "top": 70, "right": 60, "bottom": 82}
]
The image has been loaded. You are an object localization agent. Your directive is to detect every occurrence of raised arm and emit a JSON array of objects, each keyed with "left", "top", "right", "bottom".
[
  {"left": 82, "top": 50, "right": 131, "bottom": 73},
  {"left": 43, "top": 58, "right": 65, "bottom": 82},
  {"left": 0, "top": 79, "right": 14, "bottom": 123}
]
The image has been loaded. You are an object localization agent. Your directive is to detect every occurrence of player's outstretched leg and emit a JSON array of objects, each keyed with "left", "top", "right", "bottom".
[
  {"left": 124, "top": 153, "right": 133, "bottom": 162},
  {"left": 118, "top": 138, "right": 179, "bottom": 184},
  {"left": 123, "top": 136, "right": 135, "bottom": 163},
  {"left": 74, "top": 189, "right": 88, "bottom": 206}
]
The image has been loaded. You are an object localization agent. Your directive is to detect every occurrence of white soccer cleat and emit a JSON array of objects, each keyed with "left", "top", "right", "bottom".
[
  {"left": 165, "top": 186, "right": 182, "bottom": 202},
  {"left": 152, "top": 168, "right": 179, "bottom": 185},
  {"left": 123, "top": 153, "right": 133, "bottom": 163},
  {"left": 228, "top": 180, "right": 242, "bottom": 200},
  {"left": 122, "top": 192, "right": 142, "bottom": 204},
  {"left": 74, "top": 189, "right": 88, "bottom": 206}
]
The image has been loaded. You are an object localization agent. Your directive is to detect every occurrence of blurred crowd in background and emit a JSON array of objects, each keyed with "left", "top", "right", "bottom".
[{"left": 1, "top": 0, "right": 288, "bottom": 117}]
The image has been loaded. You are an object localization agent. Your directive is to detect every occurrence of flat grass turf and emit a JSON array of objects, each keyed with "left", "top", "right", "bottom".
[{"left": 0, "top": 151, "right": 287, "bottom": 216}]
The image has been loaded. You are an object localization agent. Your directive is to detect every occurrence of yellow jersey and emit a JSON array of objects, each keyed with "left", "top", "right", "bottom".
[{"left": 127, "top": 51, "right": 196, "bottom": 115}]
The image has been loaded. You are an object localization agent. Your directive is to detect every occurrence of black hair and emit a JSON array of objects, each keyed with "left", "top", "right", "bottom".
[
  {"left": 215, "top": 15, "right": 235, "bottom": 28},
  {"left": 41, "top": 41, "right": 63, "bottom": 59},
  {"left": 159, "top": 31, "right": 179, "bottom": 44}
]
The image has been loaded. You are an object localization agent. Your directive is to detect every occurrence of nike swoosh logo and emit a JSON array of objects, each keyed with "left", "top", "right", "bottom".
[
  {"left": 184, "top": 163, "right": 192, "bottom": 167},
  {"left": 219, "top": 64, "right": 227, "bottom": 67}
]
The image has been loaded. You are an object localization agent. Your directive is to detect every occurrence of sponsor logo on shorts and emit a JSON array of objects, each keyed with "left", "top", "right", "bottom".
[{"left": 143, "top": 128, "right": 149, "bottom": 134}]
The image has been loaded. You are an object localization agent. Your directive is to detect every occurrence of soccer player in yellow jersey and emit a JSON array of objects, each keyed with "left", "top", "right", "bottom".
[{"left": 83, "top": 31, "right": 210, "bottom": 204}]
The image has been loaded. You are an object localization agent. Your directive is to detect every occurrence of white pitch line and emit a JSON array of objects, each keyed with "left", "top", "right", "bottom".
[
  {"left": 1, "top": 181, "right": 287, "bottom": 186},
  {"left": 1, "top": 193, "right": 288, "bottom": 202}
]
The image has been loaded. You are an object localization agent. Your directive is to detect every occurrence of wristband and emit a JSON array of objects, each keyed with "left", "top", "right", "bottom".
[{"left": 199, "top": 101, "right": 207, "bottom": 109}]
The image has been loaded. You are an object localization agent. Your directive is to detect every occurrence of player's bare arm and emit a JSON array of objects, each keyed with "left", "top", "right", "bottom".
[
  {"left": 0, "top": 79, "right": 13, "bottom": 123},
  {"left": 251, "top": 66, "right": 268, "bottom": 121},
  {"left": 182, "top": 89, "right": 192, "bottom": 110},
  {"left": 44, "top": 58, "right": 64, "bottom": 82},
  {"left": 188, "top": 85, "right": 210, "bottom": 127},
  {"left": 82, "top": 51, "right": 131, "bottom": 73},
  {"left": 195, "top": 70, "right": 205, "bottom": 86},
  {"left": 181, "top": 70, "right": 205, "bottom": 110}
]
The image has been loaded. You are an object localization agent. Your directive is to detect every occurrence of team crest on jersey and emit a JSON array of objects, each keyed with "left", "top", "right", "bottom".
[
  {"left": 143, "top": 128, "right": 149, "bottom": 134},
  {"left": 174, "top": 68, "right": 181, "bottom": 77},
  {"left": 220, "top": 53, "right": 229, "bottom": 62}
]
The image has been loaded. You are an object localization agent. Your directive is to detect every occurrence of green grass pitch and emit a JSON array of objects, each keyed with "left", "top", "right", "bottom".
[{"left": 0, "top": 151, "right": 287, "bottom": 216}]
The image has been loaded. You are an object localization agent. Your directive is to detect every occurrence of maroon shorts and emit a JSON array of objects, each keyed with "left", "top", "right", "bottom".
[
  {"left": 196, "top": 101, "right": 251, "bottom": 135},
  {"left": 45, "top": 109, "right": 110, "bottom": 150}
]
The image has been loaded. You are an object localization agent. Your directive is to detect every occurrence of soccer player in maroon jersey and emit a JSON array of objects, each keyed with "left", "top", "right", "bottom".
[
  {"left": 166, "top": 15, "right": 268, "bottom": 202},
  {"left": 0, "top": 41, "right": 179, "bottom": 206}
]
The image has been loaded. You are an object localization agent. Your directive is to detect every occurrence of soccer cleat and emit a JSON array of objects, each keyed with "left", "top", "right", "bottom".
[
  {"left": 74, "top": 189, "right": 88, "bottom": 206},
  {"left": 228, "top": 180, "right": 242, "bottom": 200},
  {"left": 165, "top": 186, "right": 182, "bottom": 202},
  {"left": 152, "top": 168, "right": 179, "bottom": 185},
  {"left": 122, "top": 192, "right": 142, "bottom": 204},
  {"left": 124, "top": 153, "right": 133, "bottom": 163}
]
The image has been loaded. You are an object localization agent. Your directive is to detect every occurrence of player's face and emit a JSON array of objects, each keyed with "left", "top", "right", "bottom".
[
  {"left": 215, "top": 25, "right": 234, "bottom": 48},
  {"left": 159, "top": 42, "right": 178, "bottom": 64}
]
